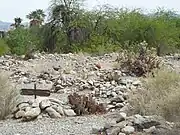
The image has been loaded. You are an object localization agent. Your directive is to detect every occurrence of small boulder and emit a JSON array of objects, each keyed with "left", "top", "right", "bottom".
[
  {"left": 53, "top": 106, "right": 65, "bottom": 116},
  {"left": 63, "top": 109, "right": 76, "bottom": 116},
  {"left": 109, "top": 127, "right": 121, "bottom": 135},
  {"left": 121, "top": 126, "right": 135, "bottom": 134},
  {"left": 14, "top": 110, "right": 25, "bottom": 119},
  {"left": 143, "top": 126, "right": 156, "bottom": 133},
  {"left": 45, "top": 107, "right": 61, "bottom": 118},
  {"left": 39, "top": 99, "right": 51, "bottom": 110},
  {"left": 16, "top": 102, "right": 30, "bottom": 110},
  {"left": 22, "top": 107, "right": 41, "bottom": 121},
  {"left": 116, "top": 112, "right": 127, "bottom": 123}
]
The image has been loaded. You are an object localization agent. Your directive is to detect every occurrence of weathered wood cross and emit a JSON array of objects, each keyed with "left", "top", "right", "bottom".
[{"left": 20, "top": 83, "right": 51, "bottom": 99}]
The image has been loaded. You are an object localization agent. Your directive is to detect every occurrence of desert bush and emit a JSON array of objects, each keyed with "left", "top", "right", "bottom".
[
  {"left": 68, "top": 92, "right": 106, "bottom": 115},
  {"left": 129, "top": 68, "right": 180, "bottom": 122},
  {"left": 0, "top": 39, "right": 10, "bottom": 56},
  {"left": 6, "top": 28, "right": 41, "bottom": 55},
  {"left": 117, "top": 42, "right": 161, "bottom": 77},
  {"left": 0, "top": 72, "right": 20, "bottom": 120}
]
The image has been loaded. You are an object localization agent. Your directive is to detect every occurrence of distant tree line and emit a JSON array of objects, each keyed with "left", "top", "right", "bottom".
[{"left": 1, "top": 0, "right": 180, "bottom": 56}]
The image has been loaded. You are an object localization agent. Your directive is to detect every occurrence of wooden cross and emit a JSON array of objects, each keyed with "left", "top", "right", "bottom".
[{"left": 20, "top": 83, "right": 51, "bottom": 99}]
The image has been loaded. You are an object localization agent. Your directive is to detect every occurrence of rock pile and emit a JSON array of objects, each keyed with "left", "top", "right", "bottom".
[
  {"left": 92, "top": 113, "right": 174, "bottom": 135},
  {"left": 0, "top": 52, "right": 143, "bottom": 119},
  {"left": 13, "top": 97, "right": 77, "bottom": 121}
]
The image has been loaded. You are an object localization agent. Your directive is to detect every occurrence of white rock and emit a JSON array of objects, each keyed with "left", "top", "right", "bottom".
[
  {"left": 25, "top": 107, "right": 32, "bottom": 112},
  {"left": 109, "top": 127, "right": 121, "bottom": 135},
  {"left": 55, "top": 84, "right": 64, "bottom": 90},
  {"left": 116, "top": 103, "right": 124, "bottom": 108},
  {"left": 23, "top": 107, "right": 41, "bottom": 121},
  {"left": 118, "top": 133, "right": 126, "bottom": 135},
  {"left": 37, "top": 115, "right": 43, "bottom": 119},
  {"left": 133, "top": 114, "right": 146, "bottom": 125},
  {"left": 39, "top": 99, "right": 51, "bottom": 110},
  {"left": 31, "top": 97, "right": 48, "bottom": 108},
  {"left": 112, "top": 91, "right": 118, "bottom": 97},
  {"left": 132, "top": 80, "right": 141, "bottom": 86},
  {"left": 63, "top": 109, "right": 76, "bottom": 116},
  {"left": 45, "top": 107, "right": 61, "bottom": 118},
  {"left": 120, "top": 112, "right": 127, "bottom": 118},
  {"left": 14, "top": 110, "right": 25, "bottom": 119},
  {"left": 17, "top": 102, "right": 30, "bottom": 110},
  {"left": 49, "top": 98, "right": 64, "bottom": 105},
  {"left": 104, "top": 82, "right": 111, "bottom": 88},
  {"left": 107, "top": 105, "right": 115, "bottom": 110},
  {"left": 121, "top": 126, "right": 135, "bottom": 134},
  {"left": 143, "top": 126, "right": 156, "bottom": 133},
  {"left": 53, "top": 106, "right": 65, "bottom": 116},
  {"left": 116, "top": 112, "right": 127, "bottom": 123}
]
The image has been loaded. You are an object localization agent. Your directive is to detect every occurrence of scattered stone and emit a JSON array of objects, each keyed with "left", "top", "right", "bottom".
[
  {"left": 16, "top": 102, "right": 30, "bottom": 110},
  {"left": 116, "top": 112, "right": 127, "bottom": 123},
  {"left": 39, "top": 99, "right": 51, "bottom": 110},
  {"left": 121, "top": 126, "right": 135, "bottom": 134},
  {"left": 54, "top": 106, "right": 65, "bottom": 116},
  {"left": 63, "top": 109, "right": 76, "bottom": 117},
  {"left": 118, "top": 133, "right": 126, "bottom": 135},
  {"left": 114, "top": 121, "right": 129, "bottom": 129},
  {"left": 133, "top": 115, "right": 162, "bottom": 130},
  {"left": 109, "top": 127, "right": 121, "bottom": 135},
  {"left": 45, "top": 107, "right": 61, "bottom": 118},
  {"left": 143, "top": 126, "right": 156, "bottom": 133},
  {"left": 14, "top": 110, "right": 25, "bottom": 119},
  {"left": 22, "top": 107, "right": 41, "bottom": 121}
]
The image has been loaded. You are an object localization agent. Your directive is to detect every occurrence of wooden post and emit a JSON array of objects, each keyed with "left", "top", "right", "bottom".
[
  {"left": 156, "top": 44, "right": 161, "bottom": 56},
  {"left": 34, "top": 83, "right": 37, "bottom": 99}
]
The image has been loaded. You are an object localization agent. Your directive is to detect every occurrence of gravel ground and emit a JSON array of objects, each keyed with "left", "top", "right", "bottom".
[
  {"left": 2, "top": 53, "right": 178, "bottom": 135},
  {"left": 0, "top": 114, "right": 115, "bottom": 135}
]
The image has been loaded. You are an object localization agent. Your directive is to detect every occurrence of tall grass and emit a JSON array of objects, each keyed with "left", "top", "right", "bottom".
[
  {"left": 129, "top": 68, "right": 180, "bottom": 122},
  {"left": 0, "top": 72, "right": 20, "bottom": 120}
]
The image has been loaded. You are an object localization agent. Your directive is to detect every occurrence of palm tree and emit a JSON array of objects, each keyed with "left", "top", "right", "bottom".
[
  {"left": 40, "top": 0, "right": 85, "bottom": 53},
  {"left": 14, "top": 17, "right": 23, "bottom": 28},
  {"left": 26, "top": 9, "right": 46, "bottom": 27}
]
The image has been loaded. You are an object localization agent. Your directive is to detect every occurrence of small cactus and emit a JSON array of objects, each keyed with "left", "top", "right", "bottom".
[
  {"left": 68, "top": 93, "right": 106, "bottom": 115},
  {"left": 118, "top": 42, "right": 161, "bottom": 77}
]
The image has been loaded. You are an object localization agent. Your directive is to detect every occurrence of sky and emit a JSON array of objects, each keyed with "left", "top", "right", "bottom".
[{"left": 0, "top": 0, "right": 180, "bottom": 23}]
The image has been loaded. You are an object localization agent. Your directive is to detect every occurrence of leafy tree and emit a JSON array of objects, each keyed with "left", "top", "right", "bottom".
[
  {"left": 39, "top": 0, "right": 86, "bottom": 53},
  {"left": 5, "top": 3, "right": 180, "bottom": 55}
]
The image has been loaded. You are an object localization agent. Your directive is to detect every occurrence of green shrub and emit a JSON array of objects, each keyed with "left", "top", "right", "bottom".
[
  {"left": 0, "top": 39, "right": 9, "bottom": 56},
  {"left": 6, "top": 28, "right": 41, "bottom": 55}
]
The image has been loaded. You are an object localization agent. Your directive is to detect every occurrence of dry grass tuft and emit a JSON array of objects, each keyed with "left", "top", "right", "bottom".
[
  {"left": 129, "top": 68, "right": 180, "bottom": 122},
  {"left": 0, "top": 72, "right": 20, "bottom": 120}
]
